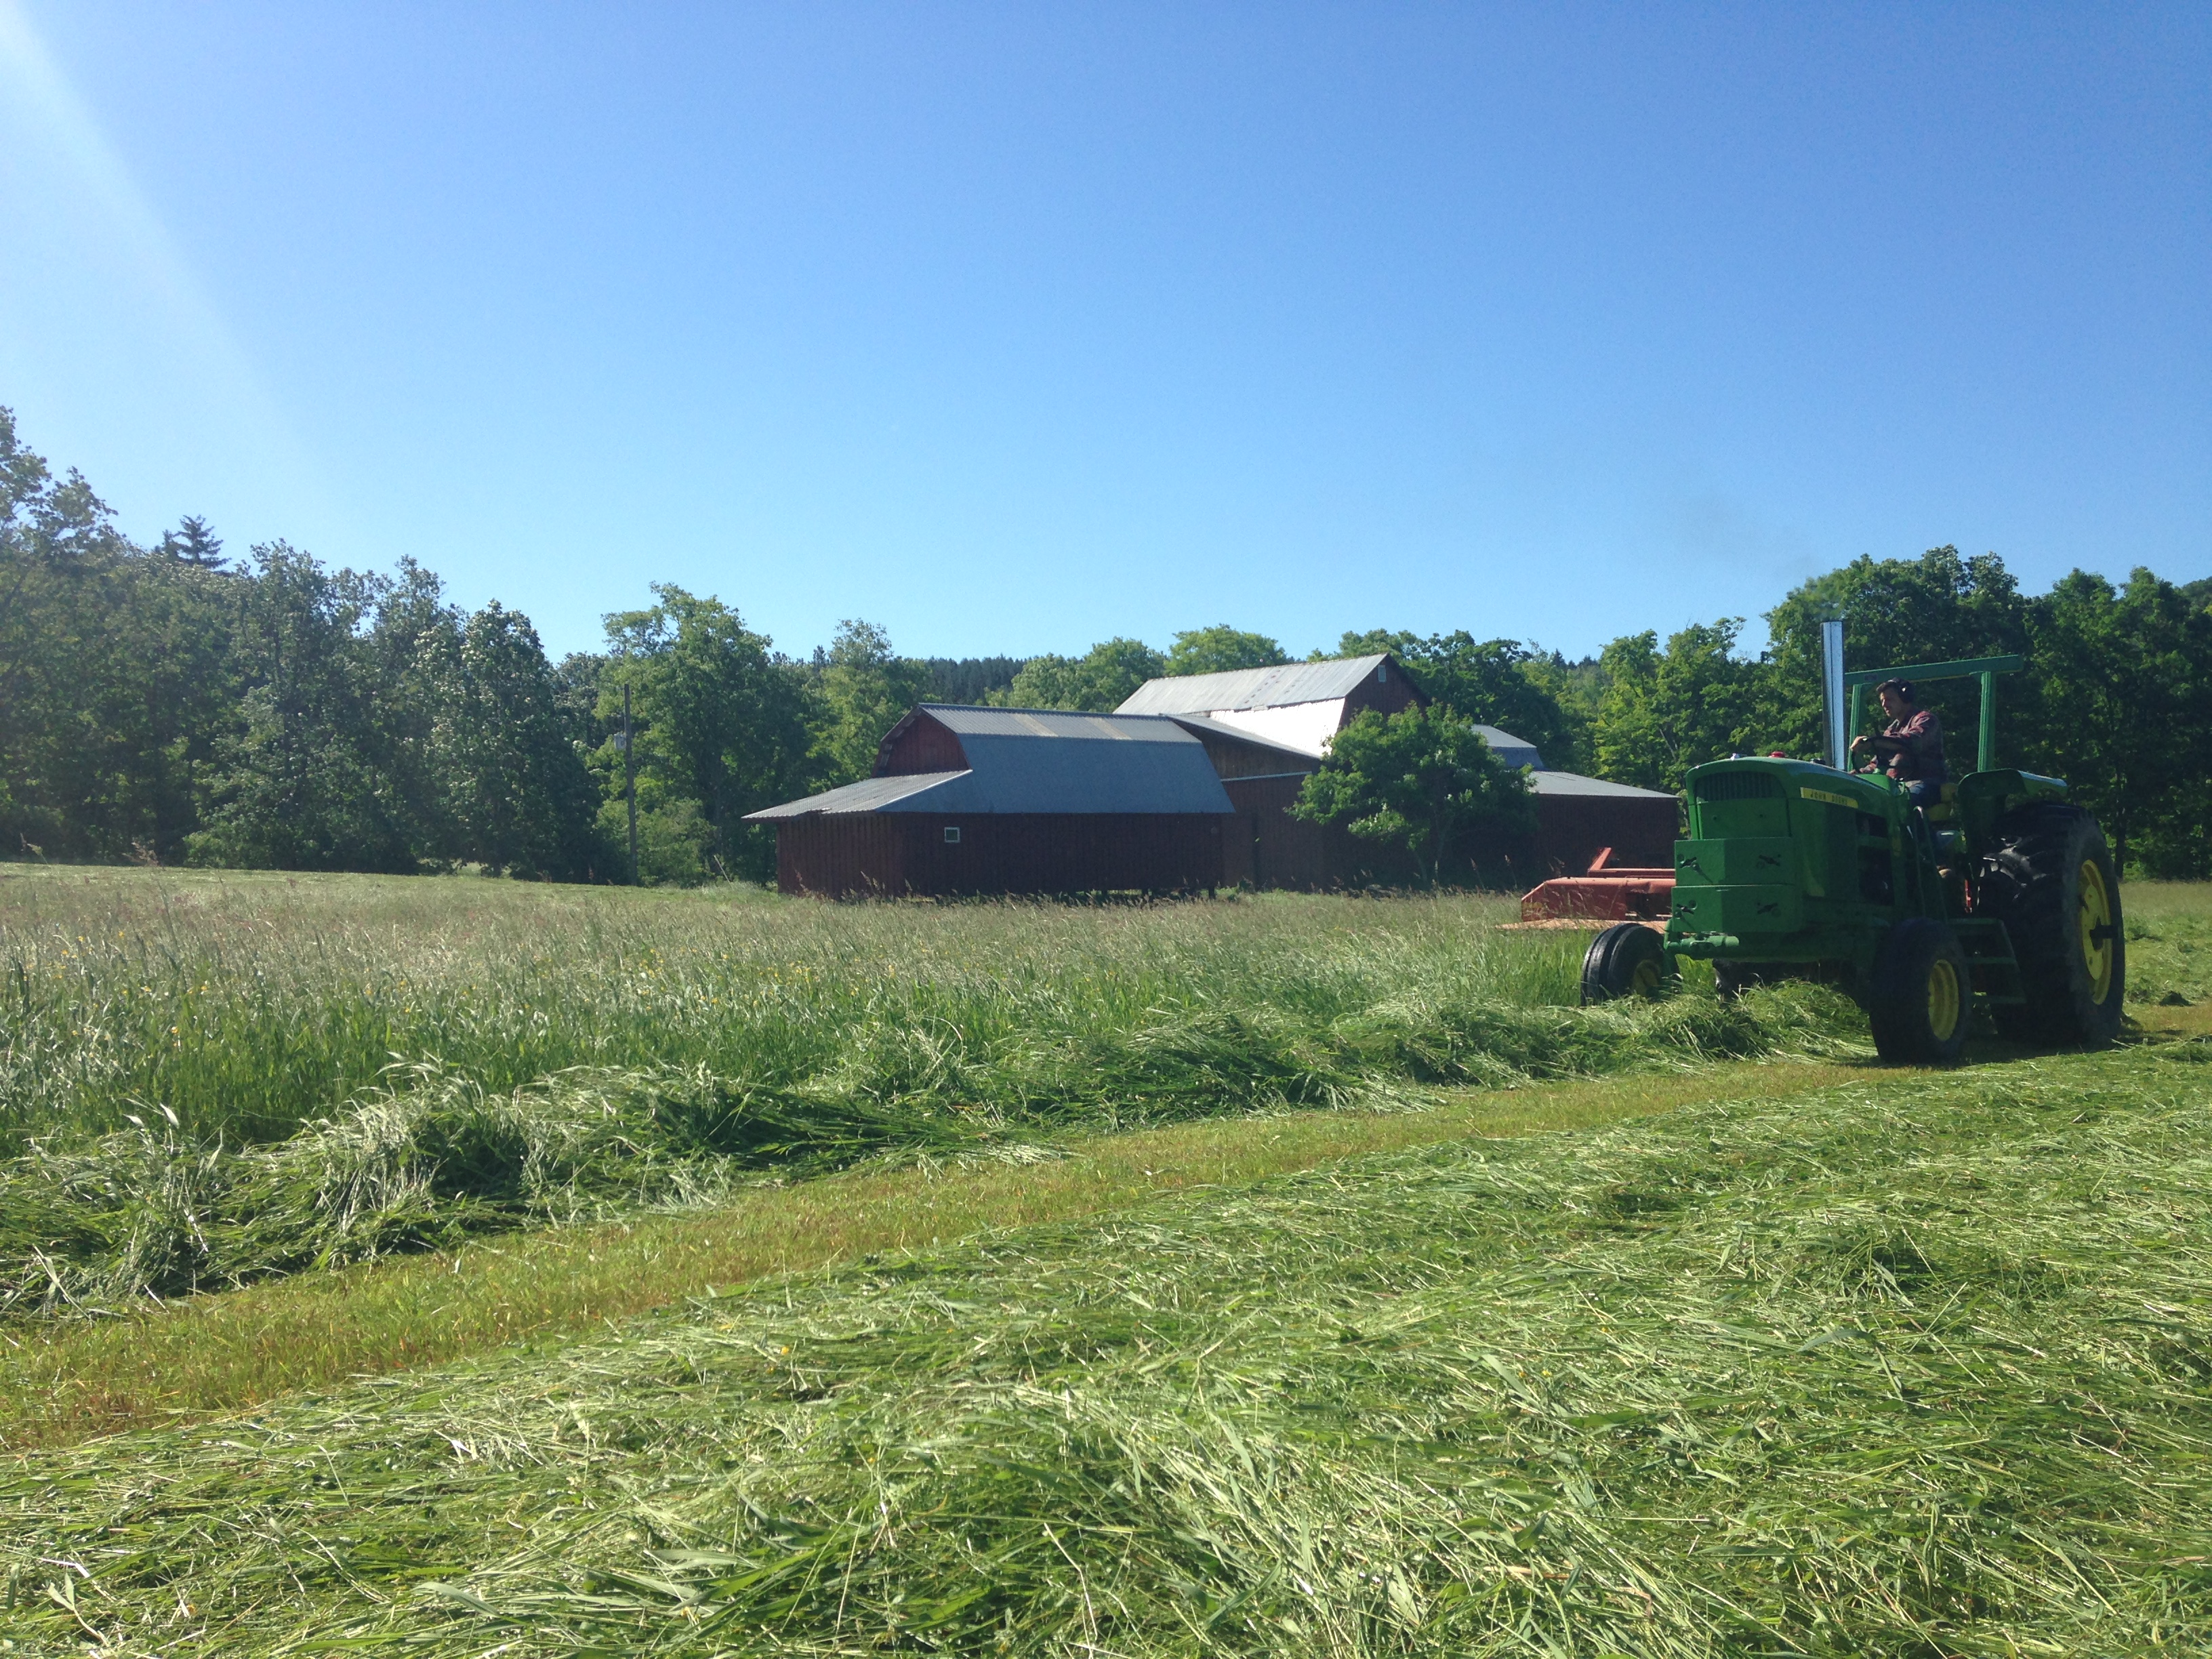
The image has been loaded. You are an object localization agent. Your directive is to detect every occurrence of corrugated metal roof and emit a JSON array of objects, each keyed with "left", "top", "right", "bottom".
[
  {"left": 745, "top": 772, "right": 970, "bottom": 820},
  {"left": 1474, "top": 726, "right": 1544, "bottom": 771},
  {"left": 1115, "top": 655, "right": 1393, "bottom": 716},
  {"left": 920, "top": 705, "right": 1193, "bottom": 742},
  {"left": 746, "top": 705, "right": 1235, "bottom": 818},
  {"left": 1530, "top": 771, "right": 1677, "bottom": 799}
]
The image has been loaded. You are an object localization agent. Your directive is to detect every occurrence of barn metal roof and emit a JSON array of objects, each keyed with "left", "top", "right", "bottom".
[
  {"left": 921, "top": 705, "right": 1195, "bottom": 742},
  {"left": 1529, "top": 771, "right": 1677, "bottom": 799},
  {"left": 745, "top": 772, "right": 970, "bottom": 819},
  {"left": 1115, "top": 655, "right": 1394, "bottom": 716},
  {"left": 744, "top": 705, "right": 1235, "bottom": 819},
  {"left": 1473, "top": 726, "right": 1544, "bottom": 771}
]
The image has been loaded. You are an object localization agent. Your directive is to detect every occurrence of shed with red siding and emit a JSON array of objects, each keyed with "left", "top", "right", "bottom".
[{"left": 747, "top": 705, "right": 1234, "bottom": 898}]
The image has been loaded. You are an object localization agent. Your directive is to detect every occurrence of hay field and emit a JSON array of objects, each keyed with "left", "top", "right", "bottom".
[
  {"left": 1, "top": 869, "right": 2209, "bottom": 1655},
  {"left": 0, "top": 868, "right": 1862, "bottom": 1319}
]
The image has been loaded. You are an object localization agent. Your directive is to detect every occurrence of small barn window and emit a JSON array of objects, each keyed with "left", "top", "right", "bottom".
[
  {"left": 943, "top": 825, "right": 962, "bottom": 844},
  {"left": 1376, "top": 664, "right": 1387, "bottom": 682}
]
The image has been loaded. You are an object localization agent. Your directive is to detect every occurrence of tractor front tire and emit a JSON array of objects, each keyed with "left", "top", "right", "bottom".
[
  {"left": 1581, "top": 923, "right": 1675, "bottom": 1004},
  {"left": 1975, "top": 804, "right": 2125, "bottom": 1048},
  {"left": 1868, "top": 917, "right": 1972, "bottom": 1066}
]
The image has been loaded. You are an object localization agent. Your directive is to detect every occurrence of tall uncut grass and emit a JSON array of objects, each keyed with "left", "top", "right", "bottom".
[
  {"left": 0, "top": 868, "right": 1865, "bottom": 1314},
  {"left": 4, "top": 1041, "right": 2208, "bottom": 1654},
  {"left": 3, "top": 869, "right": 2197, "bottom": 1317}
]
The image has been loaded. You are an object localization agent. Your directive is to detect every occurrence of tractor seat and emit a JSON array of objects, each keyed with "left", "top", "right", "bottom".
[{"left": 1923, "top": 782, "right": 1961, "bottom": 824}]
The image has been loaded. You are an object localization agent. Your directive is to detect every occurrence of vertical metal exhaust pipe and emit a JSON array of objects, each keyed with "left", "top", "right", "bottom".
[{"left": 1822, "top": 619, "right": 1847, "bottom": 771}]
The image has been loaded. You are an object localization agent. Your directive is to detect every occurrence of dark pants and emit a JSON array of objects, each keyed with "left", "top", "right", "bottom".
[{"left": 1903, "top": 779, "right": 1942, "bottom": 810}]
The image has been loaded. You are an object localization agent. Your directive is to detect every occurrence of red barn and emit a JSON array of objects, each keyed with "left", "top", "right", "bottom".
[
  {"left": 746, "top": 651, "right": 1679, "bottom": 897},
  {"left": 744, "top": 705, "right": 1235, "bottom": 898},
  {"left": 1119, "top": 653, "right": 1677, "bottom": 883}
]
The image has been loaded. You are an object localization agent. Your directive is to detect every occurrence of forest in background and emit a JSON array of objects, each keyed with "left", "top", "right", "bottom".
[{"left": 6, "top": 405, "right": 2210, "bottom": 883}]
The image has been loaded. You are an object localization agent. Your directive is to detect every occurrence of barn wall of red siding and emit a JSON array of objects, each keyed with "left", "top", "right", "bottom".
[
  {"left": 878, "top": 712, "right": 969, "bottom": 775},
  {"left": 1338, "top": 665, "right": 1424, "bottom": 724},
  {"left": 775, "top": 814, "right": 1226, "bottom": 897},
  {"left": 777, "top": 815, "right": 906, "bottom": 896}
]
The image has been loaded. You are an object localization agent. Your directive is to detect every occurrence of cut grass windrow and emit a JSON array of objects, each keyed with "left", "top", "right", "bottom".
[
  {"left": 0, "top": 1058, "right": 1867, "bottom": 1451},
  {"left": 3, "top": 1039, "right": 2209, "bottom": 1655},
  {"left": 0, "top": 968, "right": 1864, "bottom": 1318}
]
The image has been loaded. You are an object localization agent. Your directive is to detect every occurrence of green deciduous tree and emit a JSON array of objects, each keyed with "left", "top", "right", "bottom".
[
  {"left": 2022, "top": 569, "right": 2212, "bottom": 875},
  {"left": 600, "top": 587, "right": 813, "bottom": 881},
  {"left": 1591, "top": 621, "right": 1764, "bottom": 792},
  {"left": 1291, "top": 704, "right": 1534, "bottom": 886},
  {"left": 187, "top": 544, "right": 418, "bottom": 872},
  {"left": 991, "top": 638, "right": 1166, "bottom": 712},
  {"left": 429, "top": 602, "right": 608, "bottom": 879},
  {"left": 1338, "top": 629, "right": 1580, "bottom": 770},
  {"left": 1165, "top": 625, "right": 1288, "bottom": 676},
  {"left": 813, "top": 619, "right": 933, "bottom": 785},
  {"left": 1, "top": 410, "right": 241, "bottom": 862},
  {"left": 1763, "top": 546, "right": 2030, "bottom": 761}
]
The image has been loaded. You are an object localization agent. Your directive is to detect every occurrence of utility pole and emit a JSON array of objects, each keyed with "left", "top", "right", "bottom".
[{"left": 623, "top": 682, "right": 638, "bottom": 884}]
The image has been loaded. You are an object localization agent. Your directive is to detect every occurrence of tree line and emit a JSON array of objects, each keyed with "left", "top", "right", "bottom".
[{"left": 6, "top": 407, "right": 2209, "bottom": 882}]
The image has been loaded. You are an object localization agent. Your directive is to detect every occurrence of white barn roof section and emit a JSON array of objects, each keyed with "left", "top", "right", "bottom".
[
  {"left": 1197, "top": 701, "right": 1345, "bottom": 757},
  {"left": 1115, "top": 655, "right": 1394, "bottom": 716}
]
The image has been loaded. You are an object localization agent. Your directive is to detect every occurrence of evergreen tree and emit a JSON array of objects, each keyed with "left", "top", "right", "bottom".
[{"left": 159, "top": 515, "right": 226, "bottom": 569}]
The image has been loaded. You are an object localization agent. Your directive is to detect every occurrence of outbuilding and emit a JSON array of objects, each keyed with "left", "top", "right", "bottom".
[
  {"left": 743, "top": 705, "right": 1235, "bottom": 898},
  {"left": 747, "top": 653, "right": 1681, "bottom": 897},
  {"left": 1118, "top": 653, "right": 1679, "bottom": 883}
]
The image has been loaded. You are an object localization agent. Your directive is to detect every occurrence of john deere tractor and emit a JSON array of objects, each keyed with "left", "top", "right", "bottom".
[{"left": 1580, "top": 641, "right": 2125, "bottom": 1065}]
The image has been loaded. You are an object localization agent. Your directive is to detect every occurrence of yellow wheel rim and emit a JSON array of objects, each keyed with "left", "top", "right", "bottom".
[
  {"left": 1631, "top": 956, "right": 1662, "bottom": 995},
  {"left": 2078, "top": 859, "right": 2114, "bottom": 1003},
  {"left": 1927, "top": 956, "right": 1962, "bottom": 1042}
]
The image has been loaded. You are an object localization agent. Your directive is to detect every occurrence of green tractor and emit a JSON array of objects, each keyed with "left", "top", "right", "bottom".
[{"left": 1580, "top": 636, "right": 2125, "bottom": 1064}]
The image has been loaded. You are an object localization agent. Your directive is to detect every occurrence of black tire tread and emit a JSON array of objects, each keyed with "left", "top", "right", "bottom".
[
  {"left": 1974, "top": 803, "right": 2124, "bottom": 1048},
  {"left": 1867, "top": 917, "right": 1971, "bottom": 1066}
]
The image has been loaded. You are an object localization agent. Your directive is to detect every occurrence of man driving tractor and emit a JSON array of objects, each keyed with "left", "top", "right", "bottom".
[{"left": 1851, "top": 678, "right": 1947, "bottom": 807}]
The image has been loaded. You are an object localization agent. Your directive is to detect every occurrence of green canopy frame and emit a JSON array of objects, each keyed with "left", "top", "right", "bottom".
[{"left": 1845, "top": 654, "right": 2024, "bottom": 776}]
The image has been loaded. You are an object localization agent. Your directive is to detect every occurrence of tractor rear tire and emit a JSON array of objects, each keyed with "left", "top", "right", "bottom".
[
  {"left": 1581, "top": 923, "right": 1675, "bottom": 1004},
  {"left": 1867, "top": 917, "right": 1972, "bottom": 1066},
  {"left": 1974, "top": 804, "right": 2125, "bottom": 1048}
]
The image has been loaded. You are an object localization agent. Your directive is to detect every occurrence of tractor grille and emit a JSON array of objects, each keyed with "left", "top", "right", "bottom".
[{"left": 1694, "top": 772, "right": 1780, "bottom": 801}]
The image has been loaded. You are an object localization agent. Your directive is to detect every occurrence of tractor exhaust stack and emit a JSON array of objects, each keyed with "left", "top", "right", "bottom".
[{"left": 1822, "top": 619, "right": 1847, "bottom": 771}]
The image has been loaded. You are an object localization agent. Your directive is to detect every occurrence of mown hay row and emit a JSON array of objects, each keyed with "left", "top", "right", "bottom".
[{"left": 3, "top": 1042, "right": 2207, "bottom": 1654}]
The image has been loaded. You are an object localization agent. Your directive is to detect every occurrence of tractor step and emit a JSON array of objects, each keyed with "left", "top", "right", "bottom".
[{"left": 1951, "top": 918, "right": 2026, "bottom": 1004}]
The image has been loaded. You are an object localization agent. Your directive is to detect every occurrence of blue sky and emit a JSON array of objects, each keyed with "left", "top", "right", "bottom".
[{"left": 2, "top": 3, "right": 2205, "bottom": 664}]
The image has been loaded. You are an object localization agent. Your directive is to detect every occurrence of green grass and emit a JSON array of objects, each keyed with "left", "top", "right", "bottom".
[
  {"left": 0, "top": 869, "right": 1871, "bottom": 1317},
  {"left": 3, "top": 1039, "right": 2209, "bottom": 1655},
  {"left": 0, "top": 1059, "right": 1870, "bottom": 1452},
  {"left": 2125, "top": 879, "right": 2212, "bottom": 1008}
]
